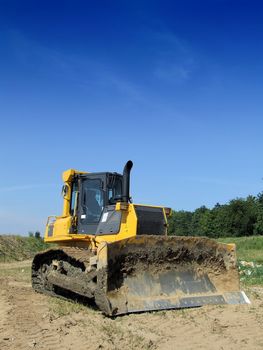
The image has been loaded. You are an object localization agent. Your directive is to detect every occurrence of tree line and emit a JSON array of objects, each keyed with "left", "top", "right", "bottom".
[{"left": 168, "top": 192, "right": 263, "bottom": 238}]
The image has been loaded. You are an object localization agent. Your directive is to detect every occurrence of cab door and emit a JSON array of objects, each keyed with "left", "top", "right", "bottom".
[{"left": 77, "top": 176, "right": 105, "bottom": 234}]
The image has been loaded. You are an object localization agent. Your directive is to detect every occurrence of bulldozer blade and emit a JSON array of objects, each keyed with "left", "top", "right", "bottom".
[{"left": 95, "top": 236, "right": 250, "bottom": 316}]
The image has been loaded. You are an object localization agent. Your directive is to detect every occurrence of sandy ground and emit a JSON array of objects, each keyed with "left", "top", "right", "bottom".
[{"left": 0, "top": 261, "right": 263, "bottom": 350}]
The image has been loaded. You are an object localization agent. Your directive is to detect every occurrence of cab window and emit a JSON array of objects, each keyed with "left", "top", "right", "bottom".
[
  {"left": 108, "top": 177, "right": 122, "bottom": 204},
  {"left": 82, "top": 179, "right": 104, "bottom": 223},
  {"left": 70, "top": 181, "right": 78, "bottom": 215}
]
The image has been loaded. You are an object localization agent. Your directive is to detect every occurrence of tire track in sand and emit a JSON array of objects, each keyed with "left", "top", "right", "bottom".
[
  {"left": 0, "top": 282, "right": 62, "bottom": 350},
  {"left": 0, "top": 281, "right": 13, "bottom": 350},
  {"left": 0, "top": 278, "right": 98, "bottom": 350}
]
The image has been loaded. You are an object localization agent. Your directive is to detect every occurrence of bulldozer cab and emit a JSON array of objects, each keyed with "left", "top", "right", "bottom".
[
  {"left": 70, "top": 172, "right": 123, "bottom": 234},
  {"left": 58, "top": 160, "right": 167, "bottom": 238}
]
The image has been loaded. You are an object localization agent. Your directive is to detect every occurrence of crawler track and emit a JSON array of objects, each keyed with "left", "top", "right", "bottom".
[{"left": 32, "top": 247, "right": 97, "bottom": 303}]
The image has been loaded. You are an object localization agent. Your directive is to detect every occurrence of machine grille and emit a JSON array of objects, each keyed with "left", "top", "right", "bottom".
[{"left": 134, "top": 205, "right": 166, "bottom": 235}]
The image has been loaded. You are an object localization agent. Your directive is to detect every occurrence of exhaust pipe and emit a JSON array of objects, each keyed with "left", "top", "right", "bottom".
[{"left": 122, "top": 160, "right": 133, "bottom": 203}]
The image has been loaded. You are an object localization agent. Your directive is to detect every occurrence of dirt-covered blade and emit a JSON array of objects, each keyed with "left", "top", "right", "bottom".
[{"left": 95, "top": 236, "right": 250, "bottom": 316}]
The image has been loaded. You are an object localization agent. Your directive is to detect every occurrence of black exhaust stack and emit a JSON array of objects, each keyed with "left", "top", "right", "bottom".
[{"left": 122, "top": 160, "right": 133, "bottom": 203}]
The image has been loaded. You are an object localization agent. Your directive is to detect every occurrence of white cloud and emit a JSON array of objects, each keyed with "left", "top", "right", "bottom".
[
  {"left": 4, "top": 30, "right": 146, "bottom": 103},
  {"left": 151, "top": 31, "right": 196, "bottom": 84}
]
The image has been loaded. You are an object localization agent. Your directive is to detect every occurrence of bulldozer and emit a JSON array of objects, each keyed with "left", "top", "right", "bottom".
[{"left": 32, "top": 161, "right": 250, "bottom": 316}]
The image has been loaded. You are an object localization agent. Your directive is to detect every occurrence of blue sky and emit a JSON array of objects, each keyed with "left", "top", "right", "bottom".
[{"left": 0, "top": 0, "right": 263, "bottom": 235}]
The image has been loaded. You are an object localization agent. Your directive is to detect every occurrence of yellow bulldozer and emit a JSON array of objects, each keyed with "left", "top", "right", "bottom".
[{"left": 32, "top": 161, "right": 249, "bottom": 315}]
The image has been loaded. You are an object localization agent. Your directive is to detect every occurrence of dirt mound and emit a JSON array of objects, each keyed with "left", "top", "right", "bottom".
[{"left": 0, "top": 235, "right": 49, "bottom": 262}]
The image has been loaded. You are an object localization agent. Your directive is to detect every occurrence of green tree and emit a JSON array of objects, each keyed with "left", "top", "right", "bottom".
[
  {"left": 34, "top": 231, "right": 41, "bottom": 239},
  {"left": 168, "top": 210, "right": 193, "bottom": 236},
  {"left": 190, "top": 206, "right": 209, "bottom": 236},
  {"left": 168, "top": 192, "right": 262, "bottom": 238},
  {"left": 254, "top": 192, "right": 263, "bottom": 234},
  {"left": 199, "top": 209, "right": 217, "bottom": 237},
  {"left": 219, "top": 197, "right": 257, "bottom": 237}
]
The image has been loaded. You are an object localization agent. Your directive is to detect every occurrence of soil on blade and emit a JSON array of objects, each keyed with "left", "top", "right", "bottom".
[{"left": 0, "top": 260, "right": 263, "bottom": 350}]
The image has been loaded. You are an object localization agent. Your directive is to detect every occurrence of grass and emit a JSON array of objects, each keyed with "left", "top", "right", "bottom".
[
  {"left": 239, "top": 265, "right": 263, "bottom": 286},
  {"left": 0, "top": 235, "right": 50, "bottom": 262},
  {"left": 0, "top": 265, "right": 32, "bottom": 283},
  {"left": 49, "top": 298, "right": 91, "bottom": 317},
  {"left": 217, "top": 236, "right": 263, "bottom": 263},
  {"left": 218, "top": 236, "right": 263, "bottom": 286}
]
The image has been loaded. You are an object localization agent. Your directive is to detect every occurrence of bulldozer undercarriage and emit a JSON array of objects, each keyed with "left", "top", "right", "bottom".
[
  {"left": 32, "top": 247, "right": 98, "bottom": 302},
  {"left": 32, "top": 236, "right": 250, "bottom": 316}
]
